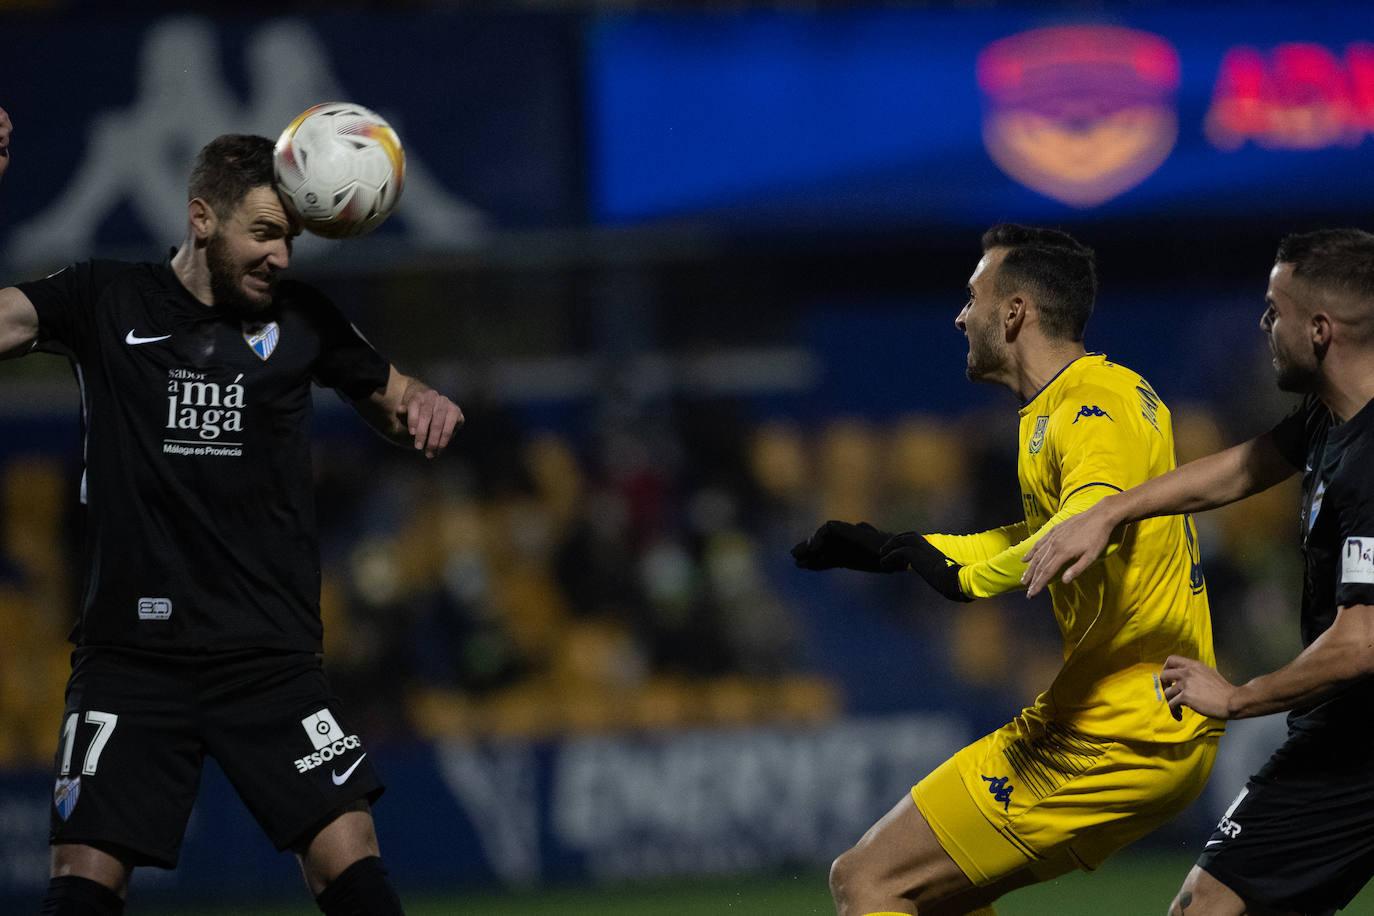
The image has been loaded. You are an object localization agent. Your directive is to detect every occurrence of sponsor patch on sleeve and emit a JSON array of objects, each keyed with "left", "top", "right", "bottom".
[{"left": 1341, "top": 537, "right": 1374, "bottom": 584}]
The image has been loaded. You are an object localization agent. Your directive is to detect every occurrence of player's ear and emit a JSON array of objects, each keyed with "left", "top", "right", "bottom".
[
  {"left": 187, "top": 197, "right": 216, "bottom": 241},
  {"left": 1004, "top": 294, "right": 1028, "bottom": 339},
  {"left": 1310, "top": 312, "right": 1334, "bottom": 352}
]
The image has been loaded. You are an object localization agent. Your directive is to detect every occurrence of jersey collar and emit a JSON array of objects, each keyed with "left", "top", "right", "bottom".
[{"left": 1021, "top": 352, "right": 1104, "bottom": 411}]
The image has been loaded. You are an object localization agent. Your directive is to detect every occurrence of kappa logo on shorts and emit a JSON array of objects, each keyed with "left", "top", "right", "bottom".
[
  {"left": 54, "top": 776, "right": 81, "bottom": 820},
  {"left": 294, "top": 709, "right": 363, "bottom": 775},
  {"left": 982, "top": 774, "right": 1015, "bottom": 812}
]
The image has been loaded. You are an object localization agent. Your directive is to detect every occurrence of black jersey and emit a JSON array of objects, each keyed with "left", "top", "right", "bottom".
[
  {"left": 18, "top": 259, "right": 390, "bottom": 654},
  {"left": 1270, "top": 393, "right": 1374, "bottom": 749}
]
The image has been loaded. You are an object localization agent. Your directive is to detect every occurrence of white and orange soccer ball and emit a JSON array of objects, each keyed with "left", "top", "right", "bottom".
[{"left": 273, "top": 102, "right": 406, "bottom": 239}]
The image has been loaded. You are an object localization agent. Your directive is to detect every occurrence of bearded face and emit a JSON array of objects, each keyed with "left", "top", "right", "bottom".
[
  {"left": 202, "top": 185, "right": 294, "bottom": 315},
  {"left": 1270, "top": 333, "right": 1320, "bottom": 393},
  {"left": 958, "top": 250, "right": 1011, "bottom": 384},
  {"left": 964, "top": 302, "right": 1008, "bottom": 383},
  {"left": 1263, "top": 263, "right": 1321, "bottom": 394},
  {"left": 206, "top": 229, "right": 274, "bottom": 315}
]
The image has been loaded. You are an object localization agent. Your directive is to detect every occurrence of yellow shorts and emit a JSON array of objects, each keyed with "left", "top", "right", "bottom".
[{"left": 912, "top": 714, "right": 1219, "bottom": 886}]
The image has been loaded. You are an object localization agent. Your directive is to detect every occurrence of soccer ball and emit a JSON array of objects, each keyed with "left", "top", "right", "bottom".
[{"left": 273, "top": 102, "right": 406, "bottom": 239}]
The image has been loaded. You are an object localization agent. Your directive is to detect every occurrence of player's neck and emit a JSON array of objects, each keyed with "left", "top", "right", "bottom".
[
  {"left": 169, "top": 240, "right": 214, "bottom": 308},
  {"left": 1317, "top": 353, "right": 1374, "bottom": 423},
  {"left": 1014, "top": 341, "right": 1088, "bottom": 403}
]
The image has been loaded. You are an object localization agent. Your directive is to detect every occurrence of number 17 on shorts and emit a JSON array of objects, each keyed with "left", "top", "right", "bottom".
[{"left": 54, "top": 710, "right": 119, "bottom": 820}]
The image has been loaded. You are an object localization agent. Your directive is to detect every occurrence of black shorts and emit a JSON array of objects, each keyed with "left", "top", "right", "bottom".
[
  {"left": 1197, "top": 731, "right": 1374, "bottom": 916},
  {"left": 50, "top": 646, "right": 384, "bottom": 868}
]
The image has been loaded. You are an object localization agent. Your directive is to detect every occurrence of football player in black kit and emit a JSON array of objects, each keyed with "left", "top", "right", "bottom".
[
  {"left": 1022, "top": 228, "right": 1374, "bottom": 916},
  {"left": 0, "top": 110, "right": 461, "bottom": 915}
]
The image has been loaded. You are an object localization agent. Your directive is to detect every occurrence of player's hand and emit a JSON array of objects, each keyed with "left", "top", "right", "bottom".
[
  {"left": 1160, "top": 654, "right": 1236, "bottom": 720},
  {"left": 878, "top": 533, "right": 972, "bottom": 602},
  {"left": 0, "top": 107, "right": 12, "bottom": 184},
  {"left": 400, "top": 383, "right": 463, "bottom": 458},
  {"left": 791, "top": 520, "right": 893, "bottom": 572},
  {"left": 1020, "top": 501, "right": 1117, "bottom": 597}
]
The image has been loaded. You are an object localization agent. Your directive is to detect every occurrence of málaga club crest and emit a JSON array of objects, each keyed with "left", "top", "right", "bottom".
[{"left": 243, "top": 321, "right": 280, "bottom": 361}]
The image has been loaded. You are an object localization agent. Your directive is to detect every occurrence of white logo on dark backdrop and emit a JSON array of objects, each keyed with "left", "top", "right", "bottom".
[{"left": 6, "top": 16, "right": 485, "bottom": 269}]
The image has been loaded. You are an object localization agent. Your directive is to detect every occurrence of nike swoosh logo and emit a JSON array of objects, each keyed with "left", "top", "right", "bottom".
[
  {"left": 1204, "top": 839, "right": 1222, "bottom": 847},
  {"left": 125, "top": 330, "right": 171, "bottom": 345},
  {"left": 331, "top": 753, "right": 367, "bottom": 786}
]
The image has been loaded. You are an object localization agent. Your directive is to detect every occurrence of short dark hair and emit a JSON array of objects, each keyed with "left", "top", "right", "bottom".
[
  {"left": 980, "top": 223, "right": 1097, "bottom": 342},
  {"left": 187, "top": 134, "right": 275, "bottom": 219},
  {"left": 1275, "top": 229, "right": 1374, "bottom": 301}
]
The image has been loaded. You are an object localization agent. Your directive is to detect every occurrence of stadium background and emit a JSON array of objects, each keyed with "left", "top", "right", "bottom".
[{"left": 0, "top": 0, "right": 1371, "bottom": 912}]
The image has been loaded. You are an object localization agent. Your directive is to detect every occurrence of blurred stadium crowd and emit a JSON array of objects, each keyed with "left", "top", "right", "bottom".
[{"left": 0, "top": 364, "right": 1304, "bottom": 767}]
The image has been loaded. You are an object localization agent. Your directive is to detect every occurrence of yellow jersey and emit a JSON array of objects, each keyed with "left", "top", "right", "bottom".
[{"left": 929, "top": 354, "right": 1223, "bottom": 744}]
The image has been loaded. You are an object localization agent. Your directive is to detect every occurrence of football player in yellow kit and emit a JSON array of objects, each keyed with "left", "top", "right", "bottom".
[{"left": 794, "top": 224, "right": 1223, "bottom": 916}]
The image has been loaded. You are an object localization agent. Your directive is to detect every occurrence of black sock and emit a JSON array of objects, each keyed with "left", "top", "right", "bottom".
[
  {"left": 315, "top": 855, "right": 405, "bottom": 916},
  {"left": 39, "top": 876, "right": 125, "bottom": 916}
]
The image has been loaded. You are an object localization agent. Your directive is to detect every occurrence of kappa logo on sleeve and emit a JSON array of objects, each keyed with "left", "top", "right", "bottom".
[
  {"left": 1071, "top": 405, "right": 1113, "bottom": 423},
  {"left": 1341, "top": 537, "right": 1374, "bottom": 584}
]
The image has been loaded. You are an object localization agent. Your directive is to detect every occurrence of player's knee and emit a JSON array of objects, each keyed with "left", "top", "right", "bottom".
[
  {"left": 39, "top": 875, "right": 125, "bottom": 915},
  {"left": 830, "top": 847, "right": 855, "bottom": 904},
  {"left": 1166, "top": 868, "right": 1250, "bottom": 916},
  {"left": 313, "top": 855, "right": 403, "bottom": 916},
  {"left": 1165, "top": 889, "right": 1193, "bottom": 916},
  {"left": 830, "top": 844, "right": 877, "bottom": 911}
]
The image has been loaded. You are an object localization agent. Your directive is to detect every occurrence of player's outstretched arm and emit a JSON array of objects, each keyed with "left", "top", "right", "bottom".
[
  {"left": 356, "top": 365, "right": 464, "bottom": 458},
  {"left": 879, "top": 533, "right": 971, "bottom": 601},
  {"left": 1162, "top": 603, "right": 1374, "bottom": 720},
  {"left": 0, "top": 288, "right": 39, "bottom": 360},
  {"left": 0, "top": 106, "right": 11, "bottom": 185},
  {"left": 1021, "top": 433, "right": 1297, "bottom": 596},
  {"left": 0, "top": 109, "right": 38, "bottom": 361}
]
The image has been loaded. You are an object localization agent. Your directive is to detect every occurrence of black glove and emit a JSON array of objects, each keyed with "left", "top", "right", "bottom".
[
  {"left": 791, "top": 521, "right": 893, "bottom": 572},
  {"left": 879, "top": 533, "right": 972, "bottom": 602}
]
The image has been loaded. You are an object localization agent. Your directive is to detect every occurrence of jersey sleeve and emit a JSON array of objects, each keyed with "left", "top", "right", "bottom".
[
  {"left": 953, "top": 485, "right": 1118, "bottom": 598},
  {"left": 289, "top": 281, "right": 392, "bottom": 400},
  {"left": 1268, "top": 394, "right": 1321, "bottom": 471},
  {"left": 15, "top": 260, "right": 118, "bottom": 359},
  {"left": 926, "top": 524, "right": 1030, "bottom": 567},
  {"left": 942, "top": 383, "right": 1144, "bottom": 598},
  {"left": 1334, "top": 448, "right": 1374, "bottom": 609},
  {"left": 1050, "top": 385, "right": 1151, "bottom": 499}
]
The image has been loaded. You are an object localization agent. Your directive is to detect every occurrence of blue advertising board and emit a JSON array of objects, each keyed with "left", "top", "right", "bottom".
[
  {"left": 588, "top": 4, "right": 1374, "bottom": 231},
  {"left": 0, "top": 715, "right": 970, "bottom": 906},
  {"left": 0, "top": 714, "right": 1287, "bottom": 907}
]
